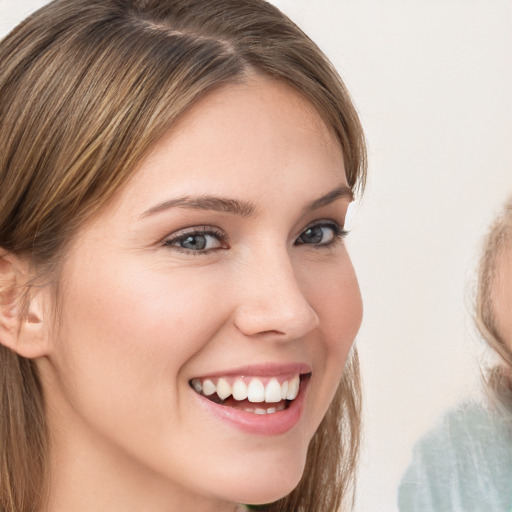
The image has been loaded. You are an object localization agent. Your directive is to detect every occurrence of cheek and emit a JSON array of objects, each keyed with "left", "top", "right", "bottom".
[
  {"left": 300, "top": 252, "right": 362, "bottom": 428},
  {"left": 53, "top": 256, "right": 231, "bottom": 414},
  {"left": 304, "top": 252, "right": 362, "bottom": 355},
  {"left": 64, "top": 254, "right": 225, "bottom": 341}
]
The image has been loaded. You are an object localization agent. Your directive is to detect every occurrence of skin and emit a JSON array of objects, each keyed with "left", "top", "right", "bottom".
[
  {"left": 493, "top": 248, "right": 512, "bottom": 348},
  {"left": 34, "top": 75, "right": 363, "bottom": 512}
]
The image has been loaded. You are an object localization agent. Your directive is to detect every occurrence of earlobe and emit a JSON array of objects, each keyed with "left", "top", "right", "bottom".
[{"left": 0, "top": 251, "right": 50, "bottom": 359}]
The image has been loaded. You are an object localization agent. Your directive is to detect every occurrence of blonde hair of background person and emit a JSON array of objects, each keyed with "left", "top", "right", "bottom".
[
  {"left": 476, "top": 198, "right": 512, "bottom": 412},
  {"left": 0, "top": 1, "right": 367, "bottom": 511}
]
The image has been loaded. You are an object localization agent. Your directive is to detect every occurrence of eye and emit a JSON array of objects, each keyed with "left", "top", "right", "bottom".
[
  {"left": 164, "top": 227, "right": 227, "bottom": 253},
  {"left": 295, "top": 222, "right": 346, "bottom": 246}
]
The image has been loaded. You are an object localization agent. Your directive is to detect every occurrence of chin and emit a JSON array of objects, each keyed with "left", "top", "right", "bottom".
[{"left": 221, "top": 457, "right": 306, "bottom": 506}]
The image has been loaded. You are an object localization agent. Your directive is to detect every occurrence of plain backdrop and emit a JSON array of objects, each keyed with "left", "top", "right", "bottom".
[{"left": 1, "top": 1, "right": 511, "bottom": 510}]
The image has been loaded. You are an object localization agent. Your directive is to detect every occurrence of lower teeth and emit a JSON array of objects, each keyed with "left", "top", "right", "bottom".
[
  {"left": 243, "top": 403, "right": 286, "bottom": 415},
  {"left": 202, "top": 395, "right": 288, "bottom": 414}
]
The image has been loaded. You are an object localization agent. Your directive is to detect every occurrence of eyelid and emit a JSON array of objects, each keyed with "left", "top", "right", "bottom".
[{"left": 303, "top": 219, "right": 346, "bottom": 234}]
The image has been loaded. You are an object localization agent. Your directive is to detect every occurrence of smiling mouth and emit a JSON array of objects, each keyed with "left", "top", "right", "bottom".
[{"left": 189, "top": 373, "right": 311, "bottom": 415}]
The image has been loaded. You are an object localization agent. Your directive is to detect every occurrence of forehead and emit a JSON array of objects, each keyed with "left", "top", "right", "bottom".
[
  {"left": 105, "top": 75, "right": 346, "bottom": 217},
  {"left": 147, "top": 74, "right": 341, "bottom": 168}
]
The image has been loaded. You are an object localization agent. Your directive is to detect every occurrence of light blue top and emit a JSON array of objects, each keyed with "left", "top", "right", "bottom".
[{"left": 398, "top": 401, "right": 512, "bottom": 512}]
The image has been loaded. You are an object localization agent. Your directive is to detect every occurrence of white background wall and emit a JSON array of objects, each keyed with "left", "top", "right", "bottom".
[{"left": 2, "top": 1, "right": 511, "bottom": 510}]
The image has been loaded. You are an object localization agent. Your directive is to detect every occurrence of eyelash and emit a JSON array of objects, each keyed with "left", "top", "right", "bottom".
[{"left": 163, "top": 221, "right": 347, "bottom": 255}]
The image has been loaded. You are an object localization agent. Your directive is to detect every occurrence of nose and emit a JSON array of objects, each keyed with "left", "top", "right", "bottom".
[{"left": 232, "top": 248, "right": 319, "bottom": 341}]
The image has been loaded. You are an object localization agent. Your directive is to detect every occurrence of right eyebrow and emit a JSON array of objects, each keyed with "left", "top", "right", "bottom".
[{"left": 140, "top": 195, "right": 256, "bottom": 219}]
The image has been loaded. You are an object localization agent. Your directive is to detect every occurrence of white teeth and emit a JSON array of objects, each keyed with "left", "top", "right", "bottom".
[
  {"left": 203, "top": 379, "right": 216, "bottom": 396},
  {"left": 244, "top": 404, "right": 285, "bottom": 414},
  {"left": 281, "top": 380, "right": 288, "bottom": 400},
  {"left": 265, "top": 379, "right": 283, "bottom": 403},
  {"left": 216, "top": 378, "right": 231, "bottom": 400},
  {"left": 286, "top": 375, "right": 300, "bottom": 400},
  {"left": 247, "top": 379, "right": 265, "bottom": 402},
  {"left": 232, "top": 379, "right": 248, "bottom": 400},
  {"left": 191, "top": 374, "right": 304, "bottom": 404},
  {"left": 191, "top": 379, "right": 202, "bottom": 393}
]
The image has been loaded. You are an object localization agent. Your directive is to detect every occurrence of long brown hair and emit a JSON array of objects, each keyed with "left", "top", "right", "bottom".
[
  {"left": 475, "top": 199, "right": 512, "bottom": 411},
  {"left": 0, "top": 1, "right": 367, "bottom": 511}
]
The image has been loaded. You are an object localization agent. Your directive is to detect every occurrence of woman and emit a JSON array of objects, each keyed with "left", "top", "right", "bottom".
[
  {"left": 0, "top": 1, "right": 367, "bottom": 511},
  {"left": 398, "top": 199, "right": 512, "bottom": 511}
]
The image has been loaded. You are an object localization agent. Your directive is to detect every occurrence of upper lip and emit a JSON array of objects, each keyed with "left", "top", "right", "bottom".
[{"left": 190, "top": 362, "right": 312, "bottom": 380}]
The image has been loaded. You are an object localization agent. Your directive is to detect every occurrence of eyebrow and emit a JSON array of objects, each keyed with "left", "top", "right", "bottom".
[
  {"left": 140, "top": 185, "right": 353, "bottom": 219},
  {"left": 141, "top": 196, "right": 255, "bottom": 218},
  {"left": 303, "top": 185, "right": 353, "bottom": 213}
]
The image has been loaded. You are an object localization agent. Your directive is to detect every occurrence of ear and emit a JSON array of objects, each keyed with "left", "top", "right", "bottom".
[{"left": 0, "top": 251, "right": 51, "bottom": 359}]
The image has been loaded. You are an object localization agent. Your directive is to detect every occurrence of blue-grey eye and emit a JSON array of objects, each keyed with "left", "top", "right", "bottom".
[
  {"left": 180, "top": 234, "right": 208, "bottom": 250},
  {"left": 296, "top": 223, "right": 342, "bottom": 245},
  {"left": 165, "top": 230, "right": 225, "bottom": 252}
]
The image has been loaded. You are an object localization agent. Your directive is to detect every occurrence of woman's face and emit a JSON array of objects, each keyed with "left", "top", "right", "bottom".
[{"left": 40, "top": 76, "right": 362, "bottom": 510}]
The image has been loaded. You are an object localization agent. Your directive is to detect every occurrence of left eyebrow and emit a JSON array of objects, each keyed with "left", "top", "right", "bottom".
[{"left": 302, "top": 185, "right": 354, "bottom": 214}]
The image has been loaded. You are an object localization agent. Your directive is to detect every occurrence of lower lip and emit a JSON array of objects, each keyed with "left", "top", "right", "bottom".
[{"left": 193, "top": 377, "right": 309, "bottom": 436}]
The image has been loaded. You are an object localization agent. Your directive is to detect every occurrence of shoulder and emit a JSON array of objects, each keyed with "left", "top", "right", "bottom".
[
  {"left": 397, "top": 401, "right": 512, "bottom": 511},
  {"left": 435, "top": 400, "right": 511, "bottom": 447}
]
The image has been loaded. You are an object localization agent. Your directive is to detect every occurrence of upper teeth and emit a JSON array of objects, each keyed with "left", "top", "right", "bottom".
[{"left": 191, "top": 375, "right": 301, "bottom": 403}]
